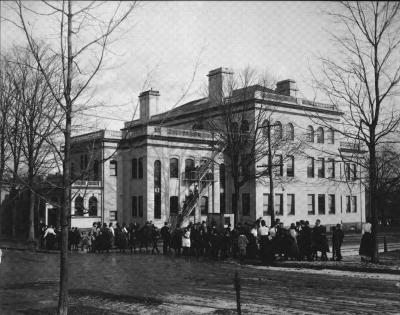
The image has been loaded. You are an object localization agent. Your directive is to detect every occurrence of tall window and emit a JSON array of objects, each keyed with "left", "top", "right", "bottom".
[
  {"left": 154, "top": 160, "right": 161, "bottom": 219},
  {"left": 80, "top": 155, "right": 84, "bottom": 170},
  {"left": 185, "top": 159, "right": 195, "bottom": 179},
  {"left": 346, "top": 196, "right": 351, "bottom": 213},
  {"left": 132, "top": 196, "right": 138, "bottom": 217},
  {"left": 88, "top": 196, "right": 98, "bottom": 216},
  {"left": 138, "top": 196, "right": 143, "bottom": 217},
  {"left": 327, "top": 158, "right": 335, "bottom": 178},
  {"left": 351, "top": 164, "right": 357, "bottom": 180},
  {"left": 93, "top": 160, "right": 99, "bottom": 181},
  {"left": 71, "top": 162, "right": 75, "bottom": 179},
  {"left": 351, "top": 196, "right": 357, "bottom": 213},
  {"left": 170, "top": 196, "right": 178, "bottom": 214},
  {"left": 274, "top": 121, "right": 283, "bottom": 139},
  {"left": 316, "top": 127, "right": 324, "bottom": 143},
  {"left": 307, "top": 157, "right": 314, "bottom": 178},
  {"left": 287, "top": 123, "right": 294, "bottom": 140},
  {"left": 170, "top": 158, "right": 179, "bottom": 178},
  {"left": 274, "top": 154, "right": 283, "bottom": 176},
  {"left": 307, "top": 194, "right": 315, "bottom": 215},
  {"left": 287, "top": 156, "right": 294, "bottom": 177},
  {"left": 345, "top": 163, "right": 351, "bottom": 180},
  {"left": 132, "top": 158, "right": 138, "bottom": 179},
  {"left": 75, "top": 195, "right": 84, "bottom": 216},
  {"left": 220, "top": 193, "right": 226, "bottom": 214},
  {"left": 275, "top": 194, "right": 283, "bottom": 215},
  {"left": 201, "top": 196, "right": 209, "bottom": 215},
  {"left": 110, "top": 160, "right": 117, "bottom": 176},
  {"left": 263, "top": 193, "right": 270, "bottom": 216},
  {"left": 307, "top": 125, "right": 314, "bottom": 142},
  {"left": 287, "top": 194, "right": 295, "bottom": 215},
  {"left": 138, "top": 157, "right": 143, "bottom": 179},
  {"left": 220, "top": 163, "right": 225, "bottom": 213},
  {"left": 241, "top": 120, "right": 250, "bottom": 133},
  {"left": 318, "top": 194, "right": 326, "bottom": 215},
  {"left": 327, "top": 128, "right": 334, "bottom": 144},
  {"left": 328, "top": 194, "right": 335, "bottom": 214},
  {"left": 232, "top": 194, "right": 237, "bottom": 214},
  {"left": 317, "top": 158, "right": 325, "bottom": 178},
  {"left": 242, "top": 193, "right": 250, "bottom": 216},
  {"left": 154, "top": 194, "right": 161, "bottom": 219}
]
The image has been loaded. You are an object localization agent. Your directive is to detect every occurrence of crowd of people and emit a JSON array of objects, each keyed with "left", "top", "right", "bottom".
[{"left": 39, "top": 217, "right": 354, "bottom": 264}]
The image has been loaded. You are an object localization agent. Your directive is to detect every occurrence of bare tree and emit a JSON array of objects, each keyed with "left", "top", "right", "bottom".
[
  {"left": 3, "top": 1, "right": 137, "bottom": 313},
  {"left": 312, "top": 1, "right": 400, "bottom": 262},
  {"left": 205, "top": 68, "right": 302, "bottom": 225}
]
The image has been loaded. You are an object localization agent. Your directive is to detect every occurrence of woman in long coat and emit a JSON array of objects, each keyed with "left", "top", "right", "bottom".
[{"left": 359, "top": 218, "right": 373, "bottom": 261}]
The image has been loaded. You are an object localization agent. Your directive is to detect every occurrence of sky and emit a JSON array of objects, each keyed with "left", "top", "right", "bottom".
[{"left": 1, "top": 1, "right": 338, "bottom": 133}]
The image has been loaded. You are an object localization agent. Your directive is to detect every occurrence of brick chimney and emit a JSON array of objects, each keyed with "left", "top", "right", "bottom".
[
  {"left": 208, "top": 67, "right": 233, "bottom": 103},
  {"left": 276, "top": 79, "right": 298, "bottom": 97},
  {"left": 139, "top": 89, "right": 160, "bottom": 121}
]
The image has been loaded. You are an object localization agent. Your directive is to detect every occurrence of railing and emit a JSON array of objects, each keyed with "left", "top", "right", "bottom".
[
  {"left": 72, "top": 180, "right": 101, "bottom": 187},
  {"left": 125, "top": 125, "right": 213, "bottom": 141},
  {"left": 71, "top": 130, "right": 122, "bottom": 143}
]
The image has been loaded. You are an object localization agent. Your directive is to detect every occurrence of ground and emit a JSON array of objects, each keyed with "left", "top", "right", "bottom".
[{"left": 1, "top": 249, "right": 400, "bottom": 314}]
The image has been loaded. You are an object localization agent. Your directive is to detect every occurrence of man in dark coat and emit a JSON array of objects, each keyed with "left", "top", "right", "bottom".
[
  {"left": 312, "top": 219, "right": 329, "bottom": 261},
  {"left": 160, "top": 222, "right": 171, "bottom": 255},
  {"left": 332, "top": 224, "right": 344, "bottom": 261}
]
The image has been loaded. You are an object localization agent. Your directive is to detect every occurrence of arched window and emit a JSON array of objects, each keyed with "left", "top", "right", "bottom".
[
  {"left": 200, "top": 196, "right": 208, "bottom": 215},
  {"left": 154, "top": 160, "right": 161, "bottom": 189},
  {"left": 307, "top": 126, "right": 314, "bottom": 142},
  {"left": 274, "top": 121, "right": 282, "bottom": 139},
  {"left": 170, "top": 196, "right": 179, "bottom": 214},
  {"left": 170, "top": 158, "right": 179, "bottom": 178},
  {"left": 241, "top": 120, "right": 250, "bottom": 133},
  {"left": 185, "top": 158, "right": 195, "bottom": 179},
  {"left": 316, "top": 127, "right": 324, "bottom": 143},
  {"left": 287, "top": 123, "right": 294, "bottom": 140},
  {"left": 110, "top": 160, "right": 117, "bottom": 176},
  {"left": 75, "top": 195, "right": 84, "bottom": 216},
  {"left": 93, "top": 160, "right": 99, "bottom": 180},
  {"left": 262, "top": 120, "right": 270, "bottom": 137},
  {"left": 88, "top": 196, "right": 98, "bottom": 216},
  {"left": 327, "top": 128, "right": 334, "bottom": 144}
]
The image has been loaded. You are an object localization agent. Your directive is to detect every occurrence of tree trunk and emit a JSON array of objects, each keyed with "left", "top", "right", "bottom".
[
  {"left": 28, "top": 186, "right": 35, "bottom": 242},
  {"left": 369, "top": 142, "right": 379, "bottom": 263},
  {"left": 233, "top": 184, "right": 240, "bottom": 226}
]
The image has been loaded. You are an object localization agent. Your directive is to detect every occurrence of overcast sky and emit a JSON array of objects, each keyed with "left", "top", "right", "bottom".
[{"left": 1, "top": 1, "right": 339, "bottom": 133}]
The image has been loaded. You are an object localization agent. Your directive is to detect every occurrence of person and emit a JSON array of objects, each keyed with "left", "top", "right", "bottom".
[
  {"left": 182, "top": 226, "right": 191, "bottom": 257},
  {"left": 312, "top": 219, "right": 329, "bottom": 261},
  {"left": 160, "top": 222, "right": 171, "bottom": 255},
  {"left": 238, "top": 230, "right": 249, "bottom": 263},
  {"left": 151, "top": 225, "right": 160, "bottom": 254},
  {"left": 359, "top": 218, "right": 373, "bottom": 262},
  {"left": 109, "top": 222, "right": 115, "bottom": 248},
  {"left": 44, "top": 225, "right": 57, "bottom": 250},
  {"left": 332, "top": 224, "right": 344, "bottom": 261},
  {"left": 288, "top": 223, "right": 300, "bottom": 260},
  {"left": 258, "top": 220, "right": 271, "bottom": 264}
]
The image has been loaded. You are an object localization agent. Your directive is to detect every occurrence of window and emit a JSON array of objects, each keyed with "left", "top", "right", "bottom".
[
  {"left": 316, "top": 127, "right": 324, "bottom": 143},
  {"left": 274, "top": 154, "right": 283, "bottom": 176},
  {"left": 154, "top": 160, "right": 161, "bottom": 190},
  {"left": 154, "top": 194, "right": 161, "bottom": 219},
  {"left": 74, "top": 195, "right": 84, "bottom": 216},
  {"left": 287, "top": 194, "right": 295, "bottom": 215},
  {"left": 170, "top": 158, "right": 179, "bottom": 178},
  {"left": 263, "top": 193, "right": 270, "bottom": 216},
  {"left": 138, "top": 196, "right": 143, "bottom": 217},
  {"left": 219, "top": 164, "right": 225, "bottom": 191},
  {"left": 220, "top": 193, "right": 226, "bottom": 214},
  {"left": 318, "top": 194, "right": 326, "bottom": 215},
  {"left": 345, "top": 163, "right": 351, "bottom": 180},
  {"left": 138, "top": 157, "right": 143, "bottom": 179},
  {"left": 327, "top": 158, "right": 335, "bottom": 178},
  {"left": 201, "top": 196, "right": 209, "bottom": 215},
  {"left": 307, "top": 126, "right": 314, "bottom": 142},
  {"left": 88, "top": 196, "right": 98, "bottom": 216},
  {"left": 71, "top": 162, "right": 75, "bottom": 178},
  {"left": 132, "top": 158, "right": 138, "bottom": 179},
  {"left": 287, "top": 123, "right": 294, "bottom": 140},
  {"left": 80, "top": 155, "right": 84, "bottom": 170},
  {"left": 346, "top": 196, "right": 351, "bottom": 213},
  {"left": 93, "top": 160, "right": 99, "bottom": 181},
  {"left": 307, "top": 157, "right": 315, "bottom": 178},
  {"left": 241, "top": 120, "right": 249, "bottom": 133},
  {"left": 275, "top": 194, "right": 283, "bottom": 215},
  {"left": 170, "top": 196, "right": 179, "bottom": 215},
  {"left": 328, "top": 194, "right": 335, "bottom": 214},
  {"left": 132, "top": 196, "right": 138, "bottom": 217},
  {"left": 327, "top": 128, "right": 334, "bottom": 144},
  {"left": 287, "top": 156, "right": 294, "bottom": 177},
  {"left": 262, "top": 120, "right": 270, "bottom": 137},
  {"left": 185, "top": 159, "right": 195, "bottom": 179},
  {"left": 317, "top": 158, "right": 325, "bottom": 178},
  {"left": 274, "top": 121, "right": 282, "bottom": 139},
  {"left": 84, "top": 154, "right": 88, "bottom": 169},
  {"left": 109, "top": 210, "right": 117, "bottom": 221},
  {"left": 351, "top": 196, "right": 357, "bottom": 213},
  {"left": 110, "top": 160, "right": 117, "bottom": 176},
  {"left": 352, "top": 164, "right": 357, "bottom": 180},
  {"left": 242, "top": 193, "right": 250, "bottom": 216},
  {"left": 232, "top": 193, "right": 238, "bottom": 214},
  {"left": 307, "top": 194, "right": 315, "bottom": 215}
]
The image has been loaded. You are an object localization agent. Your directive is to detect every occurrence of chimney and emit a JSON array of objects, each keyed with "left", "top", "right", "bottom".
[
  {"left": 139, "top": 89, "right": 160, "bottom": 121},
  {"left": 208, "top": 67, "right": 233, "bottom": 103},
  {"left": 276, "top": 79, "right": 298, "bottom": 97}
]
